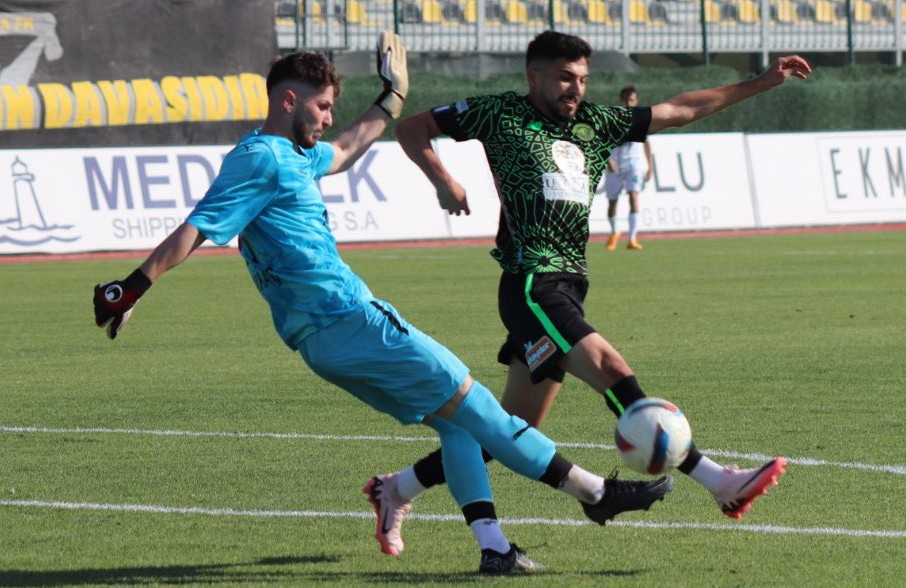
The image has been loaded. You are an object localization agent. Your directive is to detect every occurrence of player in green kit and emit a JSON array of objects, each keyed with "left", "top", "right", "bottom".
[{"left": 365, "top": 31, "right": 811, "bottom": 559}]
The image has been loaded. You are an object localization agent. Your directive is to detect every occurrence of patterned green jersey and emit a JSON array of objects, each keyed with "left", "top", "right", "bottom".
[{"left": 432, "top": 92, "right": 650, "bottom": 275}]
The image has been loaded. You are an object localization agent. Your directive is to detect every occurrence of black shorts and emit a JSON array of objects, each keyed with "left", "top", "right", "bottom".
[{"left": 496, "top": 271, "right": 596, "bottom": 384}]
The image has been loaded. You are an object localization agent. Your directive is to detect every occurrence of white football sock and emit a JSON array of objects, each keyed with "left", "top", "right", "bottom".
[
  {"left": 688, "top": 455, "right": 726, "bottom": 492},
  {"left": 628, "top": 212, "right": 639, "bottom": 240},
  {"left": 470, "top": 518, "right": 511, "bottom": 553},
  {"left": 395, "top": 466, "right": 426, "bottom": 501},
  {"left": 557, "top": 465, "right": 605, "bottom": 504}
]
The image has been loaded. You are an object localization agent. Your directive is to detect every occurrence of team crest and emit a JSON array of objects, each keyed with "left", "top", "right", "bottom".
[{"left": 572, "top": 123, "right": 595, "bottom": 142}]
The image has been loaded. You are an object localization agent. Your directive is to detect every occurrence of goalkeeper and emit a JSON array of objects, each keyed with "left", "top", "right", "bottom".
[{"left": 93, "top": 33, "right": 672, "bottom": 575}]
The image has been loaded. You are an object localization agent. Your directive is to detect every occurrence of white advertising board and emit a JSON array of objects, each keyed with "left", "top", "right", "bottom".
[
  {"left": 747, "top": 131, "right": 906, "bottom": 227},
  {"left": 589, "top": 133, "right": 756, "bottom": 235},
  {"left": 3, "top": 130, "right": 903, "bottom": 256},
  {"left": 1, "top": 145, "right": 231, "bottom": 254}
]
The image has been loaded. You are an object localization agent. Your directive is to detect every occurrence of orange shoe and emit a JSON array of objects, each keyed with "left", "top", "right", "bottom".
[
  {"left": 627, "top": 239, "right": 644, "bottom": 250},
  {"left": 605, "top": 232, "right": 621, "bottom": 251}
]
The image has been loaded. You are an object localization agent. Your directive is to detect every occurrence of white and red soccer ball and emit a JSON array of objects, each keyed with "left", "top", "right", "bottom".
[{"left": 615, "top": 398, "right": 692, "bottom": 475}]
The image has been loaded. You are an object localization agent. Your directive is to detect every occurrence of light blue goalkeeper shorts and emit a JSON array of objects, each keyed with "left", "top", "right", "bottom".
[{"left": 296, "top": 298, "right": 469, "bottom": 424}]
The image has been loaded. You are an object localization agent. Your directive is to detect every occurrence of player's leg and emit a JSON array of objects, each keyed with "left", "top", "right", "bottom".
[
  {"left": 561, "top": 332, "right": 787, "bottom": 519},
  {"left": 426, "top": 413, "right": 544, "bottom": 574},
  {"left": 627, "top": 189, "right": 643, "bottom": 249},
  {"left": 363, "top": 272, "right": 572, "bottom": 550},
  {"left": 603, "top": 174, "right": 622, "bottom": 250},
  {"left": 431, "top": 377, "right": 674, "bottom": 525},
  {"left": 363, "top": 350, "right": 563, "bottom": 556}
]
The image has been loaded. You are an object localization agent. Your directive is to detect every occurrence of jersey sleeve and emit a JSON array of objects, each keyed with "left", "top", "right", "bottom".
[
  {"left": 187, "top": 142, "right": 279, "bottom": 245},
  {"left": 624, "top": 107, "right": 652, "bottom": 143},
  {"left": 588, "top": 104, "right": 652, "bottom": 145},
  {"left": 430, "top": 94, "right": 500, "bottom": 142}
]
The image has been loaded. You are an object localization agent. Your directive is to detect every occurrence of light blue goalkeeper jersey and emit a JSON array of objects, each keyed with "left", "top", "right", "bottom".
[{"left": 187, "top": 129, "right": 373, "bottom": 348}]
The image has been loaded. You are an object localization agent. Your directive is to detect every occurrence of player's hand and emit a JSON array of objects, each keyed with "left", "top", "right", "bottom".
[
  {"left": 93, "top": 269, "right": 152, "bottom": 340},
  {"left": 436, "top": 181, "right": 470, "bottom": 216},
  {"left": 374, "top": 31, "right": 408, "bottom": 119},
  {"left": 762, "top": 55, "right": 811, "bottom": 86}
]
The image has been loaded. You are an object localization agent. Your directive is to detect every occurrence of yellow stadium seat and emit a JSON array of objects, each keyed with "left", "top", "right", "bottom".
[
  {"left": 811, "top": 0, "right": 844, "bottom": 23},
  {"left": 421, "top": 0, "right": 445, "bottom": 22},
  {"left": 703, "top": 0, "right": 723, "bottom": 22},
  {"left": 629, "top": 0, "right": 652, "bottom": 22},
  {"left": 586, "top": 0, "right": 615, "bottom": 23},
  {"left": 737, "top": 0, "right": 761, "bottom": 22},
  {"left": 345, "top": 0, "right": 371, "bottom": 24},
  {"left": 552, "top": 0, "right": 573, "bottom": 23},
  {"left": 504, "top": 0, "right": 527, "bottom": 22},
  {"left": 850, "top": 0, "right": 875, "bottom": 21},
  {"left": 771, "top": 0, "right": 798, "bottom": 23}
]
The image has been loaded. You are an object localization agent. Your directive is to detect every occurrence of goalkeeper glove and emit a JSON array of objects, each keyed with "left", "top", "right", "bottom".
[
  {"left": 93, "top": 268, "right": 152, "bottom": 340},
  {"left": 374, "top": 31, "right": 408, "bottom": 119}
]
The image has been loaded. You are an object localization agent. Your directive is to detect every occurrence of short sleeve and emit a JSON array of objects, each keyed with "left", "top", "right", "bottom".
[{"left": 187, "top": 142, "right": 278, "bottom": 245}]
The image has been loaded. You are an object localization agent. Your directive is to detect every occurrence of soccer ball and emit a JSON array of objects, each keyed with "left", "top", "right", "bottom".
[{"left": 615, "top": 398, "right": 692, "bottom": 475}]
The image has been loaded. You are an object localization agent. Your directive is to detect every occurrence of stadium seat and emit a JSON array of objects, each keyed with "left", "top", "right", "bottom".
[
  {"left": 552, "top": 0, "right": 574, "bottom": 23},
  {"left": 811, "top": 0, "right": 845, "bottom": 23},
  {"left": 647, "top": 1, "right": 670, "bottom": 22},
  {"left": 586, "top": 0, "right": 616, "bottom": 23},
  {"left": 464, "top": 0, "right": 508, "bottom": 22},
  {"left": 345, "top": 0, "right": 371, "bottom": 24},
  {"left": 629, "top": 0, "right": 653, "bottom": 22},
  {"left": 503, "top": 0, "right": 531, "bottom": 23},
  {"left": 398, "top": 0, "right": 445, "bottom": 23},
  {"left": 736, "top": 0, "right": 761, "bottom": 22},
  {"left": 770, "top": 0, "right": 799, "bottom": 23},
  {"left": 703, "top": 0, "right": 724, "bottom": 22}
]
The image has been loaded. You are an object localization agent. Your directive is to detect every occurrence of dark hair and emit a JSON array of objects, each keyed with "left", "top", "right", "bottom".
[
  {"left": 619, "top": 85, "right": 637, "bottom": 101},
  {"left": 525, "top": 31, "right": 592, "bottom": 67},
  {"left": 266, "top": 52, "right": 341, "bottom": 97}
]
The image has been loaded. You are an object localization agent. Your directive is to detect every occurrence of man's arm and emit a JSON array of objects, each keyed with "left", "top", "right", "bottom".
[
  {"left": 327, "top": 106, "right": 391, "bottom": 174},
  {"left": 648, "top": 55, "right": 810, "bottom": 135},
  {"left": 93, "top": 222, "right": 206, "bottom": 339},
  {"left": 139, "top": 222, "right": 208, "bottom": 281},
  {"left": 395, "top": 110, "right": 471, "bottom": 215},
  {"left": 643, "top": 140, "right": 653, "bottom": 182},
  {"left": 328, "top": 31, "right": 408, "bottom": 174}
]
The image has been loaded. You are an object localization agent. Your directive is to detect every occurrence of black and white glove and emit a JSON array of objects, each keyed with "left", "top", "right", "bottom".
[
  {"left": 374, "top": 31, "right": 408, "bottom": 119},
  {"left": 93, "top": 268, "right": 152, "bottom": 339}
]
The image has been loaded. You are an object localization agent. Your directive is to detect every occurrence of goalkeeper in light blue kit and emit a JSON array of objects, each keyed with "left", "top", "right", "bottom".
[{"left": 92, "top": 33, "right": 672, "bottom": 575}]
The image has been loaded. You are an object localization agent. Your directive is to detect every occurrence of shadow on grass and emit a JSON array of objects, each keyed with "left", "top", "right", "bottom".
[
  {"left": 0, "top": 554, "right": 644, "bottom": 586},
  {"left": 0, "top": 556, "right": 332, "bottom": 586}
]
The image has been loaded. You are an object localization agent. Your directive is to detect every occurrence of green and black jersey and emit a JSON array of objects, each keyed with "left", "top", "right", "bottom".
[{"left": 432, "top": 92, "right": 650, "bottom": 275}]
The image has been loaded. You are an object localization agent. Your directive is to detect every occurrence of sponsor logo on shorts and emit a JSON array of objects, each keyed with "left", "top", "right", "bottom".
[{"left": 524, "top": 336, "right": 556, "bottom": 371}]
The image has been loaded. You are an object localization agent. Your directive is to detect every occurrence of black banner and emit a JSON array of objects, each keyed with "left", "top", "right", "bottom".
[{"left": 0, "top": 0, "right": 277, "bottom": 147}]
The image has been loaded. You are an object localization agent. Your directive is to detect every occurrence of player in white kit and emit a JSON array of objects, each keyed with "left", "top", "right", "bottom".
[{"left": 602, "top": 86, "right": 654, "bottom": 250}]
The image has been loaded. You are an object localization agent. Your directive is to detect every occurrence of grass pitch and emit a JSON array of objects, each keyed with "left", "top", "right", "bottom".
[{"left": 1, "top": 230, "right": 904, "bottom": 586}]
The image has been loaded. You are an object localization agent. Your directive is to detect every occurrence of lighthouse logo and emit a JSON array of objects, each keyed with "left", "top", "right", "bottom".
[{"left": 1, "top": 157, "right": 80, "bottom": 246}]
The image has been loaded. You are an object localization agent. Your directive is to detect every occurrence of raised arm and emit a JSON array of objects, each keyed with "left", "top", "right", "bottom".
[
  {"left": 395, "top": 110, "right": 471, "bottom": 215},
  {"left": 328, "top": 31, "right": 408, "bottom": 174},
  {"left": 648, "top": 56, "right": 811, "bottom": 135}
]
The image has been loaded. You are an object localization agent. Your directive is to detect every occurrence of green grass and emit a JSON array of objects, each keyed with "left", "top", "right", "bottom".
[{"left": 1, "top": 230, "right": 905, "bottom": 586}]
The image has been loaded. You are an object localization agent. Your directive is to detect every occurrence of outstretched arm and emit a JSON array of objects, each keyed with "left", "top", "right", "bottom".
[
  {"left": 648, "top": 56, "right": 811, "bottom": 135},
  {"left": 395, "top": 110, "right": 471, "bottom": 215},
  {"left": 93, "top": 222, "right": 206, "bottom": 339},
  {"left": 139, "top": 222, "right": 208, "bottom": 281}
]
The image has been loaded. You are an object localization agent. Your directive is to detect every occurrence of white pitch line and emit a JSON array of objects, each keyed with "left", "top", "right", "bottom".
[
  {"left": 1, "top": 499, "right": 904, "bottom": 539},
  {"left": 3, "top": 424, "right": 905, "bottom": 476}
]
